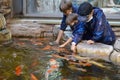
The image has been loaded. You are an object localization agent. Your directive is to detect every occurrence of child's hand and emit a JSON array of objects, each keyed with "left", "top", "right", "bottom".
[
  {"left": 59, "top": 44, "right": 65, "bottom": 48},
  {"left": 71, "top": 44, "right": 76, "bottom": 53},
  {"left": 87, "top": 40, "right": 94, "bottom": 44}
]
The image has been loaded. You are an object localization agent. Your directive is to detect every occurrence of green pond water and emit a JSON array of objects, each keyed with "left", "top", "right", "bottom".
[{"left": 0, "top": 37, "right": 120, "bottom": 80}]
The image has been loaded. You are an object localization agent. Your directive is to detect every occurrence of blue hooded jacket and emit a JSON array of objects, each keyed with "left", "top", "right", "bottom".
[
  {"left": 60, "top": 4, "right": 78, "bottom": 31},
  {"left": 72, "top": 7, "right": 116, "bottom": 45}
]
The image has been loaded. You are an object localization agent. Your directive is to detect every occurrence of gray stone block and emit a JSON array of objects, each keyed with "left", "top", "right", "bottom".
[{"left": 77, "top": 41, "right": 113, "bottom": 61}]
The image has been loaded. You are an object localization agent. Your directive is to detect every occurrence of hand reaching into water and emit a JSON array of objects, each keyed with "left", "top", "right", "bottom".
[{"left": 71, "top": 44, "right": 76, "bottom": 53}]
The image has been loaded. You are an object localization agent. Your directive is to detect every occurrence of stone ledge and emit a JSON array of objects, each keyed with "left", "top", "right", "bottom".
[
  {"left": 9, "top": 18, "right": 120, "bottom": 26},
  {"left": 9, "top": 22, "right": 55, "bottom": 37}
]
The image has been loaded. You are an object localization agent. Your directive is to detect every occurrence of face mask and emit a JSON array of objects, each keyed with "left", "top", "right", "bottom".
[{"left": 86, "top": 16, "right": 93, "bottom": 22}]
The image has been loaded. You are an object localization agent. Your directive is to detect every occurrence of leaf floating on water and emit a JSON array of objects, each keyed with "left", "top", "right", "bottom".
[
  {"left": 62, "top": 79, "right": 67, "bottom": 80},
  {"left": 51, "top": 65, "right": 58, "bottom": 69},
  {"left": 49, "top": 59, "right": 57, "bottom": 65},
  {"left": 15, "top": 65, "right": 22, "bottom": 76},
  {"left": 58, "top": 48, "right": 70, "bottom": 54},
  {"left": 31, "top": 61, "right": 39, "bottom": 68},
  {"left": 36, "top": 42, "right": 43, "bottom": 45},
  {"left": 47, "top": 69, "right": 52, "bottom": 74},
  {"left": 83, "top": 62, "right": 92, "bottom": 67},
  {"left": 32, "top": 41, "right": 43, "bottom": 46},
  {"left": 42, "top": 45, "right": 52, "bottom": 50},
  {"left": 31, "top": 73, "right": 38, "bottom": 80}
]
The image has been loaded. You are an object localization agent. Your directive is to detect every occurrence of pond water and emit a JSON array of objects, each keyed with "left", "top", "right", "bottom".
[{"left": 0, "top": 37, "right": 120, "bottom": 80}]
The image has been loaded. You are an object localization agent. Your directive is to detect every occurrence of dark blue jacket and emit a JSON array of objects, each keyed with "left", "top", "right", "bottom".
[
  {"left": 72, "top": 7, "right": 116, "bottom": 45},
  {"left": 60, "top": 4, "right": 78, "bottom": 31}
]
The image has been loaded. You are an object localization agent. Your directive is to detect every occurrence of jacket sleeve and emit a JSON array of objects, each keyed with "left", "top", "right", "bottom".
[
  {"left": 72, "top": 22, "right": 85, "bottom": 45},
  {"left": 60, "top": 15, "right": 67, "bottom": 31},
  {"left": 91, "top": 10, "right": 106, "bottom": 41}
]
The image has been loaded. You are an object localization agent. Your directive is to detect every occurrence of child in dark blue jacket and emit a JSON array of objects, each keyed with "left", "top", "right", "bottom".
[
  {"left": 51, "top": 0, "right": 78, "bottom": 46},
  {"left": 67, "top": 2, "right": 116, "bottom": 53},
  {"left": 59, "top": 13, "right": 79, "bottom": 47}
]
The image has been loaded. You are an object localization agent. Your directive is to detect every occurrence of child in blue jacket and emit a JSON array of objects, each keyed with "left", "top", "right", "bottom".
[
  {"left": 59, "top": 13, "right": 79, "bottom": 47},
  {"left": 67, "top": 2, "right": 116, "bottom": 53}
]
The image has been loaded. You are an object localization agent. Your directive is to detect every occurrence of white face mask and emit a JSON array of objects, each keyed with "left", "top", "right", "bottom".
[{"left": 86, "top": 16, "right": 93, "bottom": 22}]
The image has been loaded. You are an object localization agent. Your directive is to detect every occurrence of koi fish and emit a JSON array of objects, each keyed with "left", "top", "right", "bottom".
[
  {"left": 31, "top": 73, "right": 38, "bottom": 80},
  {"left": 15, "top": 65, "right": 22, "bottom": 76}
]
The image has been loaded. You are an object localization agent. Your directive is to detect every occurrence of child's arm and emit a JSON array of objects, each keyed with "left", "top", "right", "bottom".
[
  {"left": 59, "top": 37, "right": 72, "bottom": 47},
  {"left": 55, "top": 30, "right": 64, "bottom": 44}
]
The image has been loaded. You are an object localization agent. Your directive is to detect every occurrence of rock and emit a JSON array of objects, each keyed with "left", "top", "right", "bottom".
[
  {"left": 77, "top": 41, "right": 113, "bottom": 62},
  {"left": 77, "top": 41, "right": 120, "bottom": 66},
  {"left": 40, "top": 25, "right": 54, "bottom": 37},
  {"left": 63, "top": 31, "right": 72, "bottom": 41},
  {"left": 10, "top": 24, "right": 42, "bottom": 37},
  {"left": 0, "top": 13, "right": 12, "bottom": 45},
  {"left": 53, "top": 25, "right": 72, "bottom": 40},
  {"left": 53, "top": 25, "right": 60, "bottom": 37},
  {"left": 0, "top": 29, "right": 12, "bottom": 44},
  {"left": 9, "top": 20, "right": 55, "bottom": 38},
  {"left": 110, "top": 50, "right": 120, "bottom": 66},
  {"left": 114, "top": 39, "right": 120, "bottom": 52},
  {"left": 0, "top": 13, "right": 6, "bottom": 29}
]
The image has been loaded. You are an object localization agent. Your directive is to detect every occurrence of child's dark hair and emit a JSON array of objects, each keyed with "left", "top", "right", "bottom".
[
  {"left": 66, "top": 13, "right": 78, "bottom": 25},
  {"left": 59, "top": 0, "right": 72, "bottom": 13},
  {"left": 78, "top": 2, "right": 93, "bottom": 16}
]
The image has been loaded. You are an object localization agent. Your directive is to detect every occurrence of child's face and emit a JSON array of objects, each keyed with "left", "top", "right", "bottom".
[
  {"left": 86, "top": 10, "right": 93, "bottom": 22},
  {"left": 69, "top": 20, "right": 78, "bottom": 26},
  {"left": 64, "top": 9, "right": 72, "bottom": 15}
]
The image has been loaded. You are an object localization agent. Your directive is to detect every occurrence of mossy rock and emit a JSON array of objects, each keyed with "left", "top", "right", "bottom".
[
  {"left": 0, "top": 29, "right": 12, "bottom": 44},
  {"left": 0, "top": 14, "right": 6, "bottom": 29}
]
